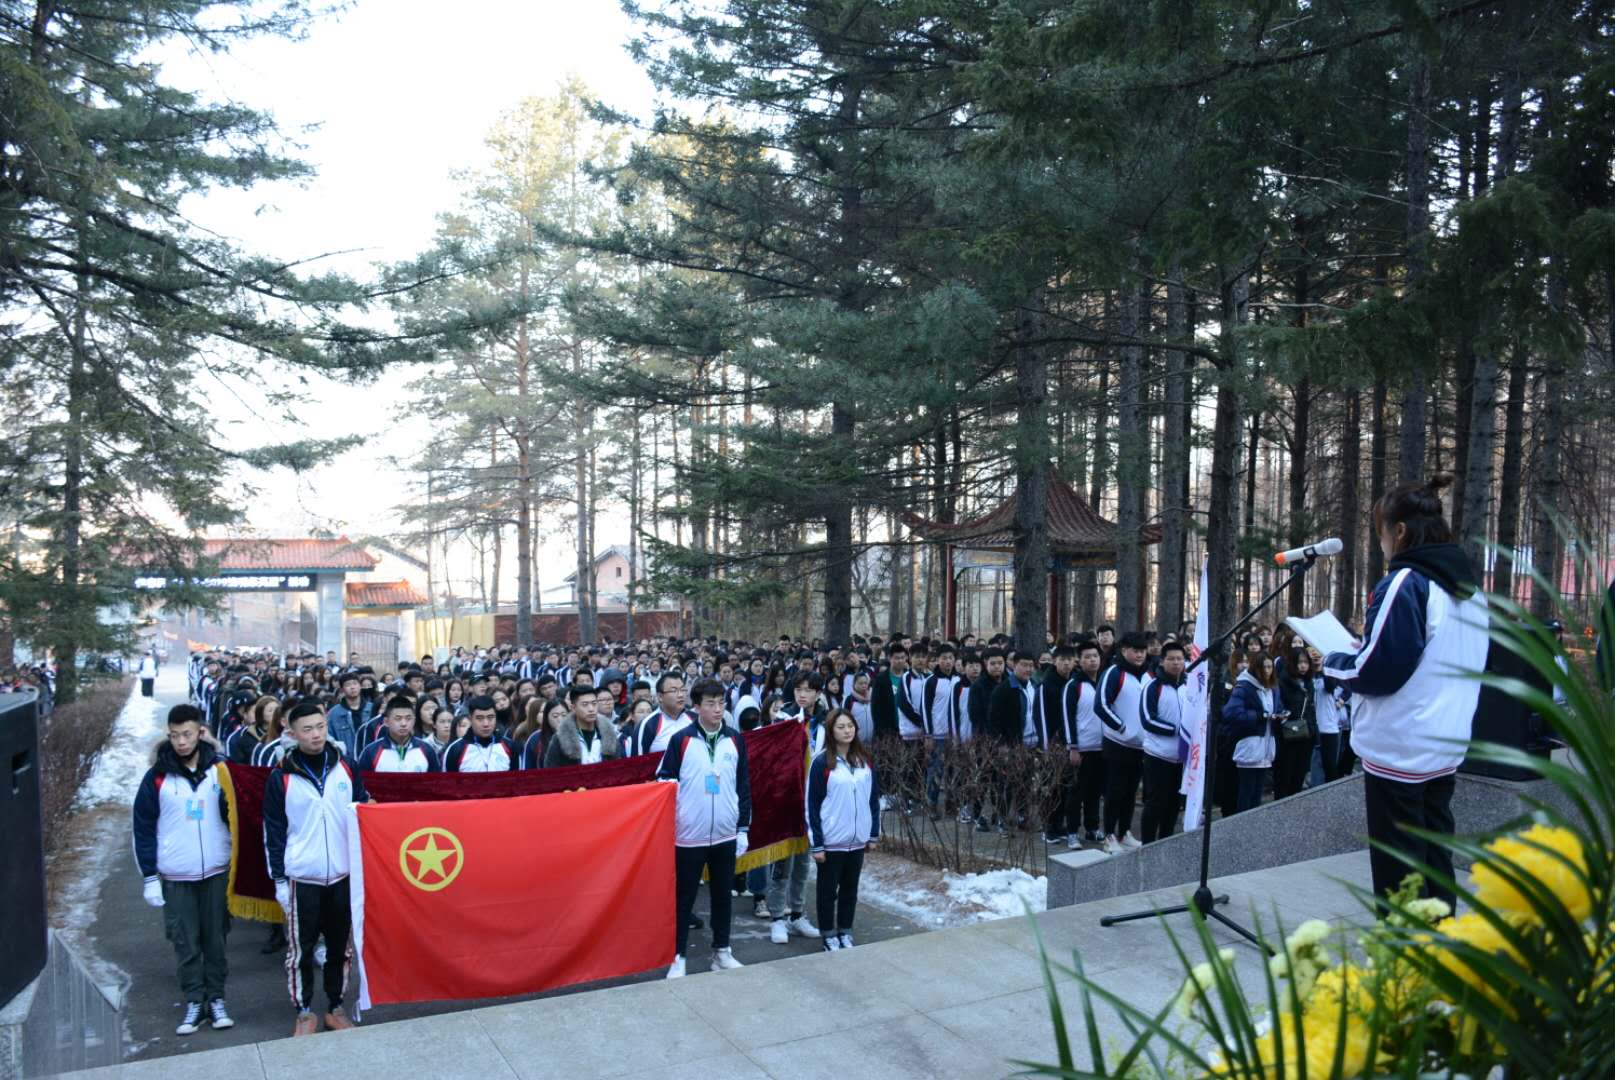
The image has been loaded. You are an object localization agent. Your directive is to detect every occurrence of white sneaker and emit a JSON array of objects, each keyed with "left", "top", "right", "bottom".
[
  {"left": 839, "top": 932, "right": 854, "bottom": 948},
  {"left": 314, "top": 943, "right": 327, "bottom": 967},
  {"left": 1066, "top": 833, "right": 1081, "bottom": 849},
  {"left": 711, "top": 947, "right": 744, "bottom": 971},
  {"left": 879, "top": 795, "right": 891, "bottom": 811},
  {"left": 787, "top": 916, "right": 821, "bottom": 939},
  {"left": 1120, "top": 832, "right": 1143, "bottom": 850},
  {"left": 1102, "top": 834, "right": 1122, "bottom": 855},
  {"left": 665, "top": 954, "right": 686, "bottom": 979},
  {"left": 824, "top": 935, "right": 842, "bottom": 952},
  {"left": 770, "top": 920, "right": 789, "bottom": 944}
]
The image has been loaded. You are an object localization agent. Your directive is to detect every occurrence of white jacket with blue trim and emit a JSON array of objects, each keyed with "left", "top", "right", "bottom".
[
  {"left": 805, "top": 751, "right": 880, "bottom": 852},
  {"left": 656, "top": 721, "right": 752, "bottom": 847},
  {"left": 1323, "top": 544, "right": 1488, "bottom": 783}
]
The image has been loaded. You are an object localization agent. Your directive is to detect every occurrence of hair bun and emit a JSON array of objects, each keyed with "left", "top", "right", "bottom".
[{"left": 1425, "top": 474, "right": 1454, "bottom": 494}]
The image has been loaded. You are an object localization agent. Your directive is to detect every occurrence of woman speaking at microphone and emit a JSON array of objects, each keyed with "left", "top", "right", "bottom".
[{"left": 1322, "top": 476, "right": 1489, "bottom": 907}]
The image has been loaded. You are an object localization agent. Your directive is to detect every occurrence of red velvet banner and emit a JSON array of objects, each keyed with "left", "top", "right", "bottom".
[{"left": 222, "top": 721, "right": 808, "bottom": 922}]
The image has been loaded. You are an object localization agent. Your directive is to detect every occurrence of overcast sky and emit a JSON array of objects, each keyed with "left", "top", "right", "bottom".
[{"left": 164, "top": 0, "right": 659, "bottom": 596}]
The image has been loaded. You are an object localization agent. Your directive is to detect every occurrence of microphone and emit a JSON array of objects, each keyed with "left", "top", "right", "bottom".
[{"left": 1274, "top": 537, "right": 1343, "bottom": 566}]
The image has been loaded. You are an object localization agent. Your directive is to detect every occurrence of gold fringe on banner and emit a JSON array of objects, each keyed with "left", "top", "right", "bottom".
[{"left": 216, "top": 765, "right": 284, "bottom": 924}]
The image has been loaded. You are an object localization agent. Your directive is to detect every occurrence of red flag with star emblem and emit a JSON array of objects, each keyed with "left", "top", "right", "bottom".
[{"left": 350, "top": 783, "right": 675, "bottom": 1008}]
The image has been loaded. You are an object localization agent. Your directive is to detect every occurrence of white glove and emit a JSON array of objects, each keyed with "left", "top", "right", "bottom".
[
  {"left": 734, "top": 831, "right": 749, "bottom": 859},
  {"left": 274, "top": 879, "right": 292, "bottom": 913},
  {"left": 142, "top": 877, "right": 164, "bottom": 908}
]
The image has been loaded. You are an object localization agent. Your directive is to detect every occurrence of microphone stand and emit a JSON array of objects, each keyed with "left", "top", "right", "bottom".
[{"left": 1098, "top": 555, "right": 1320, "bottom": 952}]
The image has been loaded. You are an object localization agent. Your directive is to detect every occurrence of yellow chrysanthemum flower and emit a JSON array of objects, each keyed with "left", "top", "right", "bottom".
[
  {"left": 1471, "top": 824, "right": 1592, "bottom": 923},
  {"left": 1427, "top": 911, "right": 1526, "bottom": 1008}
]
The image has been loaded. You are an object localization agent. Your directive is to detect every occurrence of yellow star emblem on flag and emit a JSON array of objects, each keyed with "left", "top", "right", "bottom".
[{"left": 399, "top": 826, "right": 464, "bottom": 892}]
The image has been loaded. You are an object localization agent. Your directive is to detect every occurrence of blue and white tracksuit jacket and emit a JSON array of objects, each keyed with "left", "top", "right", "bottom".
[
  {"left": 1324, "top": 555, "right": 1488, "bottom": 783},
  {"left": 131, "top": 743, "right": 231, "bottom": 884},
  {"left": 357, "top": 736, "right": 441, "bottom": 773},
  {"left": 1061, "top": 675, "right": 1103, "bottom": 752},
  {"left": 805, "top": 751, "right": 880, "bottom": 853},
  {"left": 1140, "top": 672, "right": 1188, "bottom": 764},
  {"left": 656, "top": 722, "right": 752, "bottom": 848},
  {"left": 443, "top": 734, "right": 518, "bottom": 772},
  {"left": 1096, "top": 663, "right": 1145, "bottom": 750},
  {"left": 263, "top": 746, "right": 368, "bottom": 886}
]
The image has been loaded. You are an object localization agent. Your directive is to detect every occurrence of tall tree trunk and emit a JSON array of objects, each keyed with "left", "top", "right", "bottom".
[
  {"left": 1335, "top": 389, "right": 1362, "bottom": 624},
  {"left": 1529, "top": 265, "right": 1568, "bottom": 618},
  {"left": 1012, "top": 309, "right": 1051, "bottom": 654},
  {"left": 57, "top": 265, "right": 89, "bottom": 705},
  {"left": 1241, "top": 409, "right": 1261, "bottom": 612},
  {"left": 1287, "top": 379, "right": 1312, "bottom": 619},
  {"left": 1156, "top": 271, "right": 1191, "bottom": 633},
  {"left": 1075, "top": 353, "right": 1110, "bottom": 629},
  {"left": 1451, "top": 92, "right": 1492, "bottom": 535},
  {"left": 1114, "top": 284, "right": 1147, "bottom": 631},
  {"left": 824, "top": 402, "right": 856, "bottom": 643},
  {"left": 1460, "top": 55, "right": 1520, "bottom": 570},
  {"left": 1492, "top": 344, "right": 1529, "bottom": 600},
  {"left": 886, "top": 507, "right": 902, "bottom": 636},
  {"left": 1208, "top": 270, "right": 1249, "bottom": 648},
  {"left": 513, "top": 260, "right": 533, "bottom": 647},
  {"left": 573, "top": 338, "right": 596, "bottom": 643},
  {"left": 1368, "top": 378, "right": 1390, "bottom": 591},
  {"left": 1398, "top": 53, "right": 1433, "bottom": 482},
  {"left": 628, "top": 407, "right": 642, "bottom": 642}
]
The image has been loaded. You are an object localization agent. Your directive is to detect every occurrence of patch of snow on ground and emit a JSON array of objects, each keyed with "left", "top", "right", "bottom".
[
  {"left": 858, "top": 851, "right": 1048, "bottom": 929},
  {"left": 75, "top": 672, "right": 170, "bottom": 809}
]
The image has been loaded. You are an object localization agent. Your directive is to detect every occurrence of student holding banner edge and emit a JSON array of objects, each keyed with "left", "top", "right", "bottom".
[{"left": 658, "top": 677, "right": 752, "bottom": 978}]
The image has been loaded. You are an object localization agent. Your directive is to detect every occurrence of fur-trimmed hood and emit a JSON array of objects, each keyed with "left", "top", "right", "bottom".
[{"left": 551, "top": 713, "right": 619, "bottom": 762}]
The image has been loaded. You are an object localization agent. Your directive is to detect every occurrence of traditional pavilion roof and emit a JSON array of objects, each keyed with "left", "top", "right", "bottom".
[
  {"left": 905, "top": 475, "right": 1162, "bottom": 559},
  {"left": 197, "top": 537, "right": 379, "bottom": 573},
  {"left": 345, "top": 580, "right": 429, "bottom": 609}
]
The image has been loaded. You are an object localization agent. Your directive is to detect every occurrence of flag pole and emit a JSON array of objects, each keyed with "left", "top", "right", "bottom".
[{"left": 1097, "top": 555, "right": 1321, "bottom": 951}]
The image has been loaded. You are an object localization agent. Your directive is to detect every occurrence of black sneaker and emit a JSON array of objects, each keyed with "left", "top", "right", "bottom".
[
  {"left": 176, "top": 1001, "right": 204, "bottom": 1036},
  {"left": 207, "top": 998, "right": 235, "bottom": 1030}
]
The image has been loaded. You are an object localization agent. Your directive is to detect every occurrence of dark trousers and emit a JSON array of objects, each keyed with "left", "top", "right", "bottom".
[
  {"left": 1317, "top": 732, "right": 1342, "bottom": 782},
  {"left": 1072, "top": 750, "right": 1106, "bottom": 835},
  {"left": 1101, "top": 742, "right": 1144, "bottom": 839},
  {"left": 674, "top": 841, "right": 736, "bottom": 955},
  {"left": 287, "top": 878, "right": 350, "bottom": 1012},
  {"left": 1139, "top": 755, "right": 1183, "bottom": 843},
  {"left": 141, "top": 677, "right": 155, "bottom": 697},
  {"left": 1336, "top": 733, "right": 1357, "bottom": 777},
  {"left": 1213, "top": 733, "right": 1239, "bottom": 819},
  {"left": 1273, "top": 737, "right": 1313, "bottom": 798},
  {"left": 815, "top": 848, "right": 865, "bottom": 934},
  {"left": 1364, "top": 771, "right": 1456, "bottom": 907},
  {"left": 162, "top": 873, "right": 229, "bottom": 1003},
  {"left": 1235, "top": 766, "right": 1268, "bottom": 813}
]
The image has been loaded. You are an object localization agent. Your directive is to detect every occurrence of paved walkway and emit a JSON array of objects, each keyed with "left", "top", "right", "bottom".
[{"left": 58, "top": 851, "right": 1375, "bottom": 1080}]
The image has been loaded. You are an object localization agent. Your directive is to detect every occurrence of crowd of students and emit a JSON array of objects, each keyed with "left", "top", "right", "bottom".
[{"left": 135, "top": 618, "right": 1364, "bottom": 1040}]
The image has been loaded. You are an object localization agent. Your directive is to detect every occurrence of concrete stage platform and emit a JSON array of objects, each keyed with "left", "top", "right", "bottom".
[{"left": 56, "top": 851, "right": 1374, "bottom": 1080}]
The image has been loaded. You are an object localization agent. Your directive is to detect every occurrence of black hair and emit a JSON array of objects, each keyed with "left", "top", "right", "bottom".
[
  {"left": 689, "top": 677, "right": 725, "bottom": 705},
  {"left": 167, "top": 703, "right": 203, "bottom": 727},
  {"left": 655, "top": 671, "right": 684, "bottom": 693},
  {"left": 384, "top": 695, "right": 416, "bottom": 716},
  {"left": 1052, "top": 644, "right": 1076, "bottom": 659},
  {"left": 790, "top": 671, "right": 821, "bottom": 691},
  {"left": 286, "top": 701, "right": 325, "bottom": 726},
  {"left": 466, "top": 694, "right": 497, "bottom": 714},
  {"left": 982, "top": 646, "right": 1006, "bottom": 662},
  {"left": 1373, "top": 475, "right": 1455, "bottom": 553},
  {"left": 1119, "top": 631, "right": 1149, "bottom": 651},
  {"left": 566, "top": 683, "right": 598, "bottom": 704},
  {"left": 1075, "top": 639, "right": 1102, "bottom": 658},
  {"left": 1160, "top": 641, "right": 1187, "bottom": 659}
]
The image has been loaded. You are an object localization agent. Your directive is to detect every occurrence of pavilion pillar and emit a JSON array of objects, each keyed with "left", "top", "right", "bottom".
[
  {"left": 1047, "top": 571, "right": 1061, "bottom": 641},
  {"left": 943, "top": 544, "right": 958, "bottom": 641},
  {"left": 315, "top": 574, "right": 347, "bottom": 659}
]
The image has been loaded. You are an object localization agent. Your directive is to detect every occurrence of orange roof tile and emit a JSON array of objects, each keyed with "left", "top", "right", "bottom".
[
  {"left": 200, "top": 538, "right": 378, "bottom": 572},
  {"left": 345, "top": 580, "right": 428, "bottom": 609}
]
